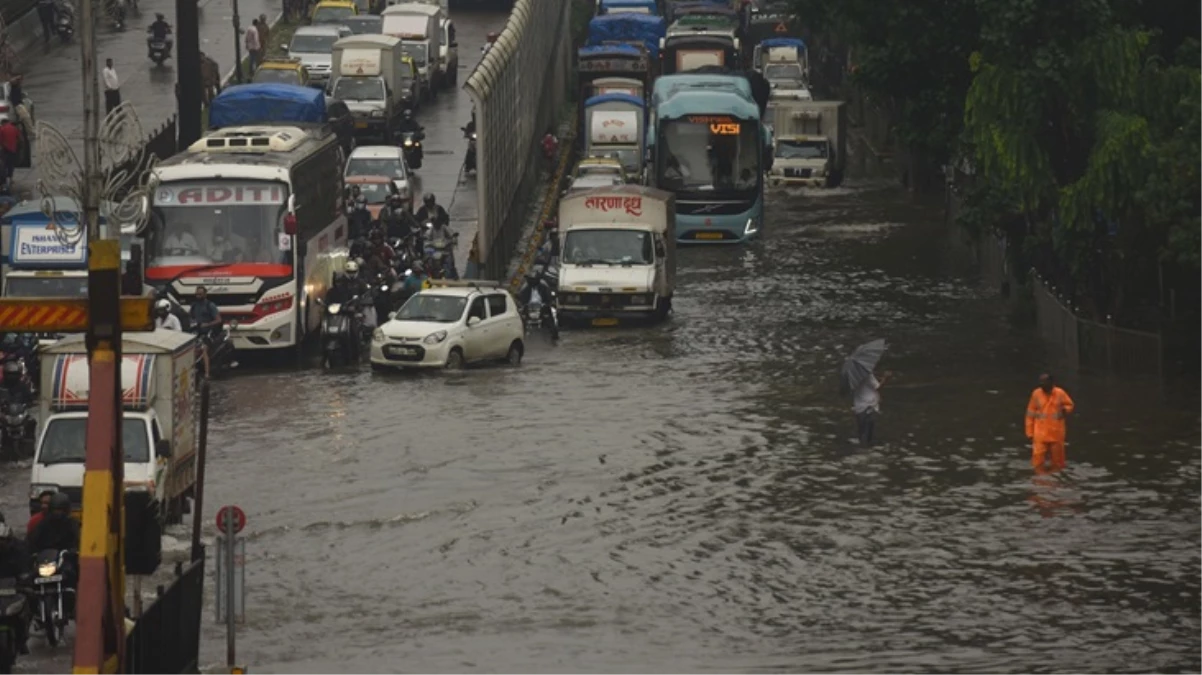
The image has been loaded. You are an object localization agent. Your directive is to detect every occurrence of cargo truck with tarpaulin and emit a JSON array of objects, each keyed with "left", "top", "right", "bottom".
[
  {"left": 577, "top": 44, "right": 652, "bottom": 104},
  {"left": 586, "top": 13, "right": 666, "bottom": 63},
  {"left": 766, "top": 98, "right": 846, "bottom": 187},
  {"left": 583, "top": 93, "right": 646, "bottom": 182},
  {"left": 660, "top": 10, "right": 741, "bottom": 74},
  {"left": 648, "top": 73, "right": 771, "bottom": 243},
  {"left": 596, "top": 0, "right": 657, "bottom": 14},
  {"left": 29, "top": 331, "right": 201, "bottom": 538}
]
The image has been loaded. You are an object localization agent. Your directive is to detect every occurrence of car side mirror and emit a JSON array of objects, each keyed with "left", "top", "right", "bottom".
[
  {"left": 467, "top": 316, "right": 481, "bottom": 327},
  {"left": 155, "top": 439, "right": 172, "bottom": 458},
  {"left": 387, "top": 311, "right": 396, "bottom": 320}
]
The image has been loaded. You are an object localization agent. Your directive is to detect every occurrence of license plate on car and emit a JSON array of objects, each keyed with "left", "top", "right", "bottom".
[
  {"left": 695, "top": 232, "right": 723, "bottom": 240},
  {"left": 35, "top": 575, "right": 61, "bottom": 584},
  {"left": 354, "top": 121, "right": 369, "bottom": 129},
  {"left": 592, "top": 317, "right": 619, "bottom": 327},
  {"left": 386, "top": 345, "right": 417, "bottom": 355}
]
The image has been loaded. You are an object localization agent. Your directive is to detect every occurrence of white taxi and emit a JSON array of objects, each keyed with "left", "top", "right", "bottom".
[{"left": 370, "top": 282, "right": 525, "bottom": 370}]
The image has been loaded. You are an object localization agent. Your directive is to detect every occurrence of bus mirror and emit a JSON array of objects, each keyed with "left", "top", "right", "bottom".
[{"left": 284, "top": 213, "right": 298, "bottom": 235}]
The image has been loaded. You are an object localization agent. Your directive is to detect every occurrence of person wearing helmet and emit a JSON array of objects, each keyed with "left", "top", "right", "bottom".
[
  {"left": 398, "top": 108, "right": 422, "bottom": 136},
  {"left": 0, "top": 515, "right": 30, "bottom": 655},
  {"left": 415, "top": 193, "right": 449, "bottom": 229},
  {"left": 149, "top": 12, "right": 172, "bottom": 41},
  {"left": 0, "top": 360, "right": 29, "bottom": 407},
  {"left": 325, "top": 263, "right": 357, "bottom": 306},
  {"left": 30, "top": 492, "right": 78, "bottom": 555},
  {"left": 154, "top": 299, "right": 182, "bottom": 331},
  {"left": 363, "top": 229, "right": 396, "bottom": 278}
]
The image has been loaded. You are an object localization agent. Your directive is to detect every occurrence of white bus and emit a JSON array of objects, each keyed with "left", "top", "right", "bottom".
[{"left": 146, "top": 125, "right": 346, "bottom": 353}]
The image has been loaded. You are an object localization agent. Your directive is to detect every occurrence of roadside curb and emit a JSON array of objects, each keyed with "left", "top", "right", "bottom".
[{"left": 505, "top": 106, "right": 578, "bottom": 294}]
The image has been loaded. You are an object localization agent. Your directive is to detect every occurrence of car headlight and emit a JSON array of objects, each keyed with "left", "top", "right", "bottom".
[
  {"left": 743, "top": 217, "right": 759, "bottom": 236},
  {"left": 423, "top": 330, "right": 447, "bottom": 345},
  {"left": 372, "top": 328, "right": 385, "bottom": 343},
  {"left": 38, "top": 562, "right": 57, "bottom": 578}
]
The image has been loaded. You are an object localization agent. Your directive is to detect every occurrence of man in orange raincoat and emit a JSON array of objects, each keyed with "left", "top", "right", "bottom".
[{"left": 1025, "top": 373, "right": 1075, "bottom": 471}]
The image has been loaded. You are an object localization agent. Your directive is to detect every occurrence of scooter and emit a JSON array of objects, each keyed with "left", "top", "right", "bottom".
[
  {"left": 146, "top": 27, "right": 173, "bottom": 65},
  {"left": 317, "top": 295, "right": 363, "bottom": 368},
  {"left": 401, "top": 129, "right": 424, "bottom": 170},
  {"left": 0, "top": 396, "right": 35, "bottom": 460},
  {"left": 108, "top": 0, "right": 126, "bottom": 30},
  {"left": 192, "top": 322, "right": 238, "bottom": 378},
  {"left": 518, "top": 266, "right": 559, "bottom": 340}
]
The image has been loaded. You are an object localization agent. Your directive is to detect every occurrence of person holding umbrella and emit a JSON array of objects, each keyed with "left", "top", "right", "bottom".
[{"left": 841, "top": 339, "right": 892, "bottom": 447}]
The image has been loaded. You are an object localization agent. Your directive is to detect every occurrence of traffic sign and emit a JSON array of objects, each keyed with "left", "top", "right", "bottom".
[
  {"left": 216, "top": 505, "right": 247, "bottom": 535},
  {"left": 0, "top": 297, "right": 154, "bottom": 333}
]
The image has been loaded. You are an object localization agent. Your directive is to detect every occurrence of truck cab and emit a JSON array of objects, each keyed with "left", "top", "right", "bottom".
[
  {"left": 29, "top": 332, "right": 200, "bottom": 525},
  {"left": 556, "top": 186, "right": 676, "bottom": 326},
  {"left": 767, "top": 100, "right": 846, "bottom": 187}
]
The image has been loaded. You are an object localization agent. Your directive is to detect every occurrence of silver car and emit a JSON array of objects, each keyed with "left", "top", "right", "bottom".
[
  {"left": 344, "top": 145, "right": 412, "bottom": 209},
  {"left": 283, "top": 25, "right": 351, "bottom": 88}
]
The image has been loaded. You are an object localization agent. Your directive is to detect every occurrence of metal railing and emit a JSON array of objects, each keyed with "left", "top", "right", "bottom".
[
  {"left": 463, "top": 0, "right": 572, "bottom": 280},
  {"left": 1031, "top": 271, "right": 1163, "bottom": 378},
  {"left": 126, "top": 557, "right": 206, "bottom": 674}
]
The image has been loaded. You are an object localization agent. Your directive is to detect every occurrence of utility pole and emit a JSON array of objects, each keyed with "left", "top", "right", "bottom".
[
  {"left": 72, "top": 0, "right": 127, "bottom": 668},
  {"left": 231, "top": 0, "right": 244, "bottom": 84},
  {"left": 177, "top": 0, "right": 203, "bottom": 146}
]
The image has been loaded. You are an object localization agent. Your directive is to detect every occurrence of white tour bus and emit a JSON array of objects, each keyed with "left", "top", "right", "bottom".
[{"left": 146, "top": 125, "right": 346, "bottom": 353}]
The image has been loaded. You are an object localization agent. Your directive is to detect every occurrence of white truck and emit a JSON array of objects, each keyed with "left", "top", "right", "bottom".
[
  {"left": 583, "top": 94, "right": 645, "bottom": 181},
  {"left": 767, "top": 99, "right": 847, "bottom": 188},
  {"left": 556, "top": 186, "right": 676, "bottom": 326},
  {"left": 330, "top": 34, "right": 410, "bottom": 142},
  {"left": 29, "top": 331, "right": 201, "bottom": 525},
  {"left": 381, "top": 4, "right": 444, "bottom": 96}
]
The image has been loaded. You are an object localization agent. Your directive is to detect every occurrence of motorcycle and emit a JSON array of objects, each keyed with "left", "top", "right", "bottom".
[
  {"left": 0, "top": 398, "right": 35, "bottom": 460},
  {"left": 54, "top": 1, "right": 74, "bottom": 42},
  {"left": 318, "top": 295, "right": 363, "bottom": 368},
  {"left": 401, "top": 129, "right": 424, "bottom": 170},
  {"left": 108, "top": 0, "right": 126, "bottom": 30},
  {"left": 424, "top": 225, "right": 458, "bottom": 280},
  {"left": 463, "top": 127, "right": 477, "bottom": 174},
  {"left": 32, "top": 549, "right": 74, "bottom": 648},
  {"left": 0, "top": 578, "right": 27, "bottom": 673},
  {"left": 192, "top": 322, "right": 238, "bottom": 378},
  {"left": 518, "top": 267, "right": 559, "bottom": 340},
  {"left": 146, "top": 27, "right": 173, "bottom": 65}
]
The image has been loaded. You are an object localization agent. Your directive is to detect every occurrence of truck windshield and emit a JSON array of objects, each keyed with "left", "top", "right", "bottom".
[
  {"left": 777, "top": 139, "right": 828, "bottom": 159},
  {"left": 396, "top": 295, "right": 466, "bottom": 323},
  {"left": 398, "top": 42, "right": 427, "bottom": 67},
  {"left": 38, "top": 418, "right": 150, "bottom": 464},
  {"left": 3, "top": 276, "right": 88, "bottom": 297},
  {"left": 333, "top": 77, "right": 385, "bottom": 101},
  {"left": 148, "top": 180, "right": 290, "bottom": 268},
  {"left": 290, "top": 34, "right": 339, "bottom": 53},
  {"left": 563, "top": 230, "right": 653, "bottom": 265},
  {"left": 764, "top": 63, "right": 804, "bottom": 81},
  {"left": 656, "top": 117, "right": 761, "bottom": 199}
]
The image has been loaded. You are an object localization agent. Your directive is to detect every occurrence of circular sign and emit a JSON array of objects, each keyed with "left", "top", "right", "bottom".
[{"left": 216, "top": 505, "right": 246, "bottom": 535}]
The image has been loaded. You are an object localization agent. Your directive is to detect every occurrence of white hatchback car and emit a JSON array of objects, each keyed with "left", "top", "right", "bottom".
[
  {"left": 344, "top": 145, "right": 412, "bottom": 209},
  {"left": 370, "top": 283, "right": 525, "bottom": 370}
]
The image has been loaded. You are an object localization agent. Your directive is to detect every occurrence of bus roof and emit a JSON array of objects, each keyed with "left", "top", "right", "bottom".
[
  {"left": 653, "top": 73, "right": 754, "bottom": 104},
  {"left": 653, "top": 74, "right": 759, "bottom": 120},
  {"left": 154, "top": 125, "right": 338, "bottom": 182}
]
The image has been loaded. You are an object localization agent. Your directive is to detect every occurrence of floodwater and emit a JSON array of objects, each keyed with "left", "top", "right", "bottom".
[{"left": 182, "top": 180, "right": 1198, "bottom": 672}]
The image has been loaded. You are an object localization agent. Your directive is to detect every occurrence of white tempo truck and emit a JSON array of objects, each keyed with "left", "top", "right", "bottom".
[
  {"left": 29, "top": 331, "right": 201, "bottom": 525},
  {"left": 767, "top": 99, "right": 847, "bottom": 188},
  {"left": 330, "top": 34, "right": 410, "bottom": 142},
  {"left": 381, "top": 3, "right": 444, "bottom": 96},
  {"left": 556, "top": 186, "right": 676, "bottom": 326}
]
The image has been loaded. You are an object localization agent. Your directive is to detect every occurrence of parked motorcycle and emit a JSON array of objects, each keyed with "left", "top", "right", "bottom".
[
  {"left": 318, "top": 295, "right": 362, "bottom": 368},
  {"left": 0, "top": 578, "right": 27, "bottom": 673},
  {"left": 32, "top": 549, "right": 74, "bottom": 648},
  {"left": 146, "top": 27, "right": 173, "bottom": 65},
  {"left": 401, "top": 130, "right": 424, "bottom": 170}
]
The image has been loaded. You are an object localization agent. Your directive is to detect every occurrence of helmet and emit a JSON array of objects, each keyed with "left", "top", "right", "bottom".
[
  {"left": 50, "top": 492, "right": 70, "bottom": 514},
  {"left": 345, "top": 260, "right": 360, "bottom": 276},
  {"left": 403, "top": 109, "right": 413, "bottom": 120},
  {"left": 156, "top": 298, "right": 171, "bottom": 313},
  {"left": 422, "top": 193, "right": 436, "bottom": 208}
]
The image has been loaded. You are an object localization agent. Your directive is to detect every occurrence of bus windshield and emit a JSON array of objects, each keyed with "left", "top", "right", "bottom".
[
  {"left": 148, "top": 180, "right": 290, "bottom": 267},
  {"left": 656, "top": 117, "right": 761, "bottom": 199}
]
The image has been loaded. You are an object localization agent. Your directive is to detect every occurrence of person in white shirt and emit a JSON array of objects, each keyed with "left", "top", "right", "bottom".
[
  {"left": 163, "top": 225, "right": 201, "bottom": 255},
  {"left": 244, "top": 20, "right": 261, "bottom": 73},
  {"left": 154, "top": 300, "right": 182, "bottom": 331},
  {"left": 102, "top": 58, "right": 121, "bottom": 114},
  {"left": 852, "top": 370, "right": 891, "bottom": 446}
]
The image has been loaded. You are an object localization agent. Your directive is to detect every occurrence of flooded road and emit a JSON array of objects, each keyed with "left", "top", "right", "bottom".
[{"left": 183, "top": 181, "right": 1199, "bottom": 672}]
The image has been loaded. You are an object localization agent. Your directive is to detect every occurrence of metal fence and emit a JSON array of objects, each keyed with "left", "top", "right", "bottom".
[
  {"left": 1031, "top": 272, "right": 1163, "bottom": 377},
  {"left": 126, "top": 557, "right": 205, "bottom": 674},
  {"left": 463, "top": 0, "right": 572, "bottom": 280}
]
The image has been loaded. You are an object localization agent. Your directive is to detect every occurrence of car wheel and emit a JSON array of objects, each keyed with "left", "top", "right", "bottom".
[
  {"left": 444, "top": 348, "right": 464, "bottom": 370},
  {"left": 505, "top": 340, "right": 523, "bottom": 366}
]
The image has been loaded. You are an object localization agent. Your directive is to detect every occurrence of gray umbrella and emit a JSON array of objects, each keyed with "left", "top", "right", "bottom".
[{"left": 840, "top": 339, "right": 887, "bottom": 395}]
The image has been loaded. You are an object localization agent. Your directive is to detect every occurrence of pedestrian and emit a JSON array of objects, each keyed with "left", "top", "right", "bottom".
[
  {"left": 8, "top": 75, "right": 22, "bottom": 108},
  {"left": 0, "top": 118, "right": 20, "bottom": 187},
  {"left": 102, "top": 58, "right": 121, "bottom": 114},
  {"left": 851, "top": 367, "right": 891, "bottom": 446},
  {"left": 244, "top": 19, "right": 261, "bottom": 74},
  {"left": 257, "top": 15, "right": 270, "bottom": 55},
  {"left": 36, "top": 0, "right": 55, "bottom": 43},
  {"left": 200, "top": 51, "right": 221, "bottom": 104},
  {"left": 1025, "top": 373, "right": 1075, "bottom": 472},
  {"left": 541, "top": 128, "right": 558, "bottom": 172}
]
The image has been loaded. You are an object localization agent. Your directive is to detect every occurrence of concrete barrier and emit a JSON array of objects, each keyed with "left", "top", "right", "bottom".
[{"left": 463, "top": 0, "right": 571, "bottom": 280}]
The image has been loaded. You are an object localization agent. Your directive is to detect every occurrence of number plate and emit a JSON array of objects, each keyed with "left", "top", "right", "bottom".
[
  {"left": 0, "top": 588, "right": 16, "bottom": 596},
  {"left": 592, "top": 317, "right": 619, "bottom": 327},
  {"left": 354, "top": 121, "right": 369, "bottom": 129},
  {"left": 386, "top": 344, "right": 417, "bottom": 355},
  {"left": 695, "top": 232, "right": 723, "bottom": 240},
  {"left": 35, "top": 575, "right": 61, "bottom": 584}
]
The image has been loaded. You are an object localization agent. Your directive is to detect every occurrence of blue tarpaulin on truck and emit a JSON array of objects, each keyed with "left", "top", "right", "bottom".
[
  {"left": 587, "top": 14, "right": 666, "bottom": 59},
  {"left": 208, "top": 84, "right": 327, "bottom": 129}
]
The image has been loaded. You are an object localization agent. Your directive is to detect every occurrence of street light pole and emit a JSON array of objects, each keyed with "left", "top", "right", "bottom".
[{"left": 232, "top": 0, "right": 244, "bottom": 84}]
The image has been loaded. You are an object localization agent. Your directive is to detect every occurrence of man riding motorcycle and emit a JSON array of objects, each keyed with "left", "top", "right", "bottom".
[
  {"left": 0, "top": 362, "right": 30, "bottom": 407},
  {"left": 397, "top": 109, "right": 421, "bottom": 135},
  {"left": 517, "top": 265, "right": 559, "bottom": 340},
  {"left": 345, "top": 185, "right": 371, "bottom": 241},
  {"left": 147, "top": 13, "right": 172, "bottom": 53},
  {"left": 154, "top": 299, "right": 182, "bottom": 330},
  {"left": 28, "top": 493, "right": 78, "bottom": 619},
  {"left": 189, "top": 286, "right": 222, "bottom": 378},
  {"left": 424, "top": 218, "right": 458, "bottom": 280},
  {"left": 380, "top": 193, "right": 417, "bottom": 243},
  {"left": 0, "top": 519, "right": 30, "bottom": 655},
  {"left": 362, "top": 230, "right": 396, "bottom": 279},
  {"left": 414, "top": 193, "right": 449, "bottom": 229}
]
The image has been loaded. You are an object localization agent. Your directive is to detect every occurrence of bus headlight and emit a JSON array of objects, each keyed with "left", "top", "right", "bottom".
[{"left": 744, "top": 218, "right": 759, "bottom": 236}]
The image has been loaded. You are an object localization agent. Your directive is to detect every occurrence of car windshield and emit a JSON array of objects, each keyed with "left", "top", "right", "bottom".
[
  {"left": 148, "top": 180, "right": 291, "bottom": 267},
  {"left": 395, "top": 294, "right": 467, "bottom": 323},
  {"left": 312, "top": 6, "right": 354, "bottom": 24},
  {"left": 253, "top": 68, "right": 301, "bottom": 85},
  {"left": 39, "top": 417, "right": 150, "bottom": 464},
  {"left": 333, "top": 77, "right": 385, "bottom": 100},
  {"left": 563, "top": 229, "right": 653, "bottom": 265},
  {"left": 398, "top": 43, "right": 427, "bottom": 67},
  {"left": 290, "top": 34, "right": 338, "bottom": 53},
  {"left": 347, "top": 157, "right": 406, "bottom": 180},
  {"left": 777, "top": 139, "right": 828, "bottom": 159},
  {"left": 657, "top": 117, "right": 761, "bottom": 198},
  {"left": 352, "top": 183, "right": 391, "bottom": 204},
  {"left": 3, "top": 276, "right": 88, "bottom": 297},
  {"left": 765, "top": 63, "right": 803, "bottom": 81}
]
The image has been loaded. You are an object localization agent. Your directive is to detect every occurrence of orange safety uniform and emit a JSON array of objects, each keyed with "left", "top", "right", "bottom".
[{"left": 1025, "top": 386, "right": 1074, "bottom": 470}]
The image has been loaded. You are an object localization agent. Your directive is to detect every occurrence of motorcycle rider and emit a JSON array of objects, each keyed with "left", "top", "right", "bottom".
[
  {"left": 414, "top": 193, "right": 449, "bottom": 229},
  {"left": 518, "top": 265, "right": 559, "bottom": 340},
  {"left": 397, "top": 109, "right": 422, "bottom": 136},
  {"left": 28, "top": 493, "right": 78, "bottom": 619},
  {"left": 424, "top": 218, "right": 458, "bottom": 280},
  {"left": 188, "top": 286, "right": 222, "bottom": 378},
  {"left": 0, "top": 361, "right": 30, "bottom": 406},
  {"left": 362, "top": 229, "right": 396, "bottom": 278},
  {"left": 381, "top": 193, "right": 417, "bottom": 243},
  {"left": 0, "top": 519, "right": 30, "bottom": 655},
  {"left": 147, "top": 12, "right": 172, "bottom": 49},
  {"left": 345, "top": 185, "right": 370, "bottom": 241},
  {"left": 154, "top": 299, "right": 182, "bottom": 331}
]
